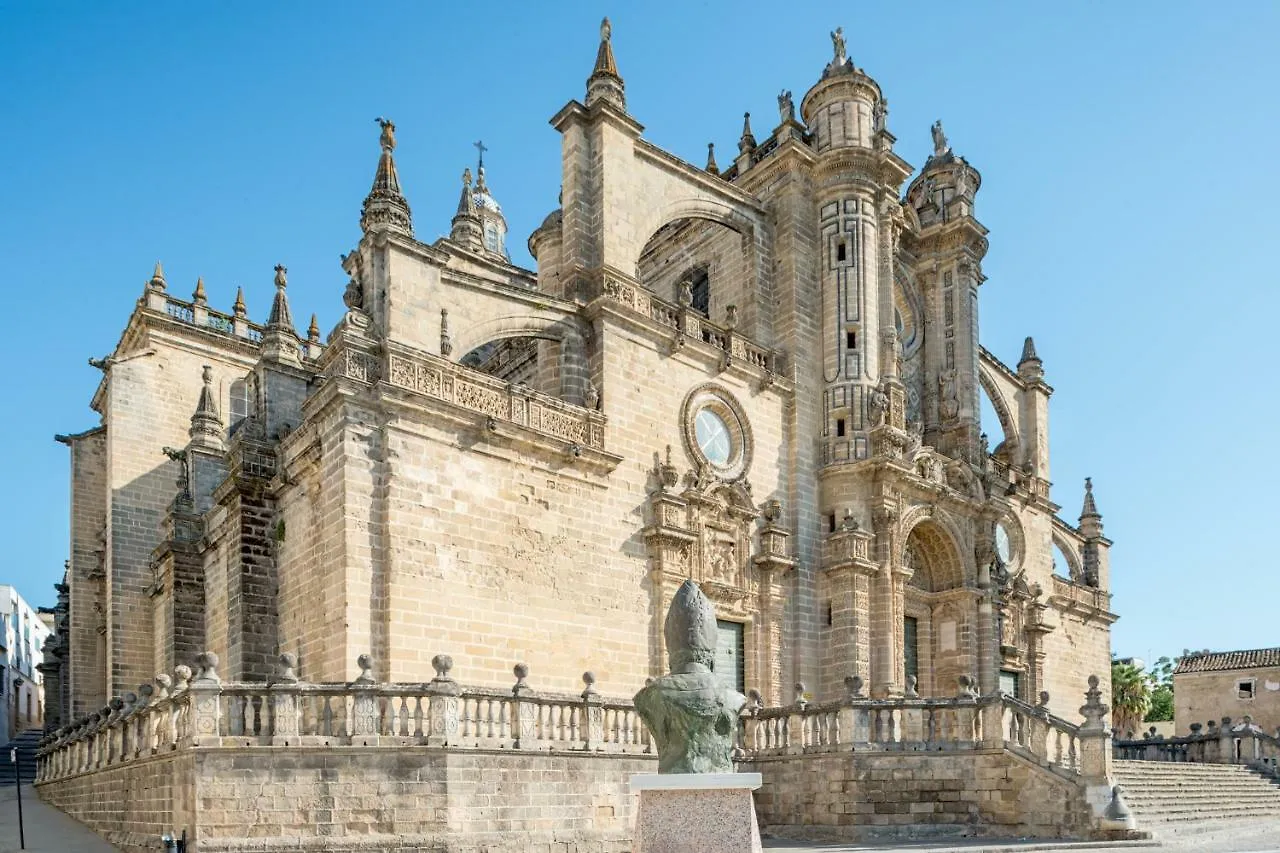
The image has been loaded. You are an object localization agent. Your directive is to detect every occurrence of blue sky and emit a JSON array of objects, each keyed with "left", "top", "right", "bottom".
[{"left": 2, "top": 2, "right": 1276, "bottom": 667}]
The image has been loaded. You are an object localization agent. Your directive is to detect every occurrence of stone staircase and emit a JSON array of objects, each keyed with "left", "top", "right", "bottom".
[
  {"left": 1113, "top": 759, "right": 1280, "bottom": 836},
  {"left": 0, "top": 728, "right": 42, "bottom": 785}
]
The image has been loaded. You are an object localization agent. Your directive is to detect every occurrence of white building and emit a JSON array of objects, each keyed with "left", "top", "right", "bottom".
[{"left": 0, "top": 584, "right": 52, "bottom": 740}]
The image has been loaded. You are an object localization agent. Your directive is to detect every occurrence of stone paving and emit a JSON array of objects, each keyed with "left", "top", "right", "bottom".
[{"left": 0, "top": 786, "right": 118, "bottom": 853}]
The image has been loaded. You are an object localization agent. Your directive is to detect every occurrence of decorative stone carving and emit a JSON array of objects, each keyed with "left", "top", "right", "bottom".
[
  {"left": 633, "top": 580, "right": 747, "bottom": 774},
  {"left": 777, "top": 90, "right": 795, "bottom": 124}
]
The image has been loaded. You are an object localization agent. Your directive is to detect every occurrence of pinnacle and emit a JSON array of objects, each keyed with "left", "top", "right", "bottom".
[
  {"left": 193, "top": 277, "right": 207, "bottom": 304},
  {"left": 361, "top": 118, "right": 413, "bottom": 236},
  {"left": 149, "top": 261, "right": 167, "bottom": 291},
  {"left": 1080, "top": 477, "right": 1101, "bottom": 520},
  {"left": 705, "top": 142, "right": 719, "bottom": 176},
  {"left": 593, "top": 17, "right": 618, "bottom": 77},
  {"left": 308, "top": 313, "right": 320, "bottom": 342},
  {"left": 189, "top": 364, "right": 224, "bottom": 448},
  {"left": 267, "top": 264, "right": 295, "bottom": 332},
  {"left": 233, "top": 286, "right": 247, "bottom": 318},
  {"left": 585, "top": 17, "right": 625, "bottom": 110},
  {"left": 739, "top": 112, "right": 756, "bottom": 154},
  {"left": 1020, "top": 336, "right": 1041, "bottom": 365}
]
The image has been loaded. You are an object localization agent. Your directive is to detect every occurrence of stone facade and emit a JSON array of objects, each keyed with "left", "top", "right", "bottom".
[
  {"left": 1173, "top": 648, "right": 1280, "bottom": 737},
  {"left": 48, "top": 23, "right": 1116, "bottom": 734}
]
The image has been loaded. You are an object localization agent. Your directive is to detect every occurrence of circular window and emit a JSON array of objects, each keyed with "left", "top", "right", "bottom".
[
  {"left": 695, "top": 408, "right": 732, "bottom": 466},
  {"left": 681, "top": 385, "right": 752, "bottom": 482},
  {"left": 995, "top": 523, "right": 1011, "bottom": 564}
]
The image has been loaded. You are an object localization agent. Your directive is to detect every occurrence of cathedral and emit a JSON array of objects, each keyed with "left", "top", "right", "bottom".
[{"left": 45, "top": 21, "right": 1116, "bottom": 731}]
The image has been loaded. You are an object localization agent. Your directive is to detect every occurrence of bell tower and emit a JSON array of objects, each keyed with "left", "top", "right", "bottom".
[{"left": 800, "top": 28, "right": 912, "bottom": 465}]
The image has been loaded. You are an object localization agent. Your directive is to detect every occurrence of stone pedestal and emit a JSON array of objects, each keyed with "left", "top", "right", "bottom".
[{"left": 630, "top": 773, "right": 763, "bottom": 853}]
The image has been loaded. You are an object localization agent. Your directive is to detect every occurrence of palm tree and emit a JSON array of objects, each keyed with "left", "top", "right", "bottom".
[{"left": 1111, "top": 660, "right": 1151, "bottom": 738}]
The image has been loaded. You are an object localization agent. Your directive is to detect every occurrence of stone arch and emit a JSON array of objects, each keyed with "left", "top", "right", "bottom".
[
  {"left": 901, "top": 515, "right": 966, "bottom": 593},
  {"left": 453, "top": 313, "right": 591, "bottom": 406},
  {"left": 1051, "top": 529, "right": 1083, "bottom": 582},
  {"left": 978, "top": 365, "right": 1021, "bottom": 463},
  {"left": 634, "top": 198, "right": 772, "bottom": 340}
]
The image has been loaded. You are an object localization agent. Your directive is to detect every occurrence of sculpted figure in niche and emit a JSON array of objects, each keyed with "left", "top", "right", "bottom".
[
  {"left": 868, "top": 385, "right": 889, "bottom": 427},
  {"left": 634, "top": 579, "right": 747, "bottom": 773}
]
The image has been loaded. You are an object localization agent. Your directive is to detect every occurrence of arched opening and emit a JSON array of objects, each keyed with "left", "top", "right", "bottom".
[
  {"left": 637, "top": 216, "right": 753, "bottom": 335},
  {"left": 977, "top": 370, "right": 1020, "bottom": 466},
  {"left": 902, "top": 520, "right": 967, "bottom": 698},
  {"left": 459, "top": 335, "right": 578, "bottom": 404},
  {"left": 1052, "top": 538, "right": 1078, "bottom": 582}
]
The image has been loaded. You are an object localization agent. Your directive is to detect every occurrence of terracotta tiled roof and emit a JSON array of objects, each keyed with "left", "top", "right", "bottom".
[{"left": 1174, "top": 647, "right": 1280, "bottom": 674}]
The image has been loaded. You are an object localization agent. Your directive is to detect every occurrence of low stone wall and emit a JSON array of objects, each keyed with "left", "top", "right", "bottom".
[
  {"left": 38, "top": 751, "right": 195, "bottom": 852},
  {"left": 40, "top": 746, "right": 656, "bottom": 853},
  {"left": 742, "top": 749, "right": 1095, "bottom": 842}
]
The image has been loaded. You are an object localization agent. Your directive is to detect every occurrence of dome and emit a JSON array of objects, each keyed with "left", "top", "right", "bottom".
[{"left": 472, "top": 166, "right": 503, "bottom": 217}]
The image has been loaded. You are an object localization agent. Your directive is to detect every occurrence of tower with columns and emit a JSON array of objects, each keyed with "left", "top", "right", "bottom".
[{"left": 50, "top": 21, "right": 1115, "bottom": 726}]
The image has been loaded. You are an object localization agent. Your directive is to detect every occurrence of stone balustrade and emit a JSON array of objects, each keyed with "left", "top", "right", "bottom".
[
  {"left": 740, "top": 677, "right": 1099, "bottom": 783},
  {"left": 155, "top": 293, "right": 321, "bottom": 360},
  {"left": 1114, "top": 715, "right": 1280, "bottom": 778},
  {"left": 39, "top": 652, "right": 1112, "bottom": 793},
  {"left": 599, "top": 275, "right": 781, "bottom": 379},
  {"left": 36, "top": 653, "right": 652, "bottom": 784}
]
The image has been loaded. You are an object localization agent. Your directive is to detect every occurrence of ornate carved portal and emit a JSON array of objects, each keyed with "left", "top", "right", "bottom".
[
  {"left": 643, "top": 466, "right": 793, "bottom": 705},
  {"left": 993, "top": 564, "right": 1053, "bottom": 702}
]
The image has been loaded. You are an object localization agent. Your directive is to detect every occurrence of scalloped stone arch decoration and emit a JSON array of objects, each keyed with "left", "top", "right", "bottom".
[
  {"left": 900, "top": 511, "right": 967, "bottom": 593},
  {"left": 978, "top": 365, "right": 1021, "bottom": 462}
]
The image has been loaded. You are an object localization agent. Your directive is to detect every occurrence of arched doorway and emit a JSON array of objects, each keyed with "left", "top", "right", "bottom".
[{"left": 901, "top": 520, "right": 970, "bottom": 697}]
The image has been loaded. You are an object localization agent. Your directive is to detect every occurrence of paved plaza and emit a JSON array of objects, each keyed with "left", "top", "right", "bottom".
[
  {"left": 4, "top": 780, "right": 1280, "bottom": 853},
  {"left": 0, "top": 786, "right": 117, "bottom": 853}
]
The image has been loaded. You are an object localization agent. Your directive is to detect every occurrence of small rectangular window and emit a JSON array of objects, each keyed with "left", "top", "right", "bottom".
[
  {"left": 836, "top": 242, "right": 847, "bottom": 262},
  {"left": 828, "top": 514, "right": 837, "bottom": 533},
  {"left": 846, "top": 331, "right": 857, "bottom": 350},
  {"left": 836, "top": 418, "right": 846, "bottom": 437},
  {"left": 1237, "top": 679, "right": 1255, "bottom": 700},
  {"left": 825, "top": 602, "right": 834, "bottom": 626}
]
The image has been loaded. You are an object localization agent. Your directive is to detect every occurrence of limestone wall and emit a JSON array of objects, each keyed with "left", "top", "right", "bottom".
[
  {"left": 743, "top": 749, "right": 1095, "bottom": 841},
  {"left": 1175, "top": 666, "right": 1280, "bottom": 737},
  {"left": 38, "top": 751, "right": 195, "bottom": 852},
  {"left": 97, "top": 319, "right": 259, "bottom": 696},
  {"left": 40, "top": 747, "right": 651, "bottom": 853}
]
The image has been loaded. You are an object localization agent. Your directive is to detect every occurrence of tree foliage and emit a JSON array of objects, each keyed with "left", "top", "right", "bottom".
[
  {"left": 1144, "top": 655, "right": 1176, "bottom": 722},
  {"left": 1111, "top": 659, "right": 1150, "bottom": 737}
]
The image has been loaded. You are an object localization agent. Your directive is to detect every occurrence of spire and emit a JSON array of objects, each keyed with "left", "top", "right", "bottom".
[
  {"left": 308, "top": 313, "right": 320, "bottom": 343},
  {"left": 232, "top": 286, "right": 247, "bottom": 319},
  {"left": 705, "top": 143, "right": 719, "bottom": 176},
  {"left": 266, "top": 265, "right": 294, "bottom": 331},
  {"left": 1018, "top": 335, "right": 1045, "bottom": 383},
  {"left": 1080, "top": 477, "right": 1101, "bottom": 520},
  {"left": 188, "top": 365, "right": 225, "bottom": 450},
  {"left": 192, "top": 277, "right": 207, "bottom": 306},
  {"left": 148, "top": 261, "right": 167, "bottom": 293},
  {"left": 450, "top": 168, "right": 483, "bottom": 250},
  {"left": 360, "top": 117, "right": 413, "bottom": 236},
  {"left": 585, "top": 17, "right": 626, "bottom": 110},
  {"left": 738, "top": 112, "right": 757, "bottom": 155}
]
